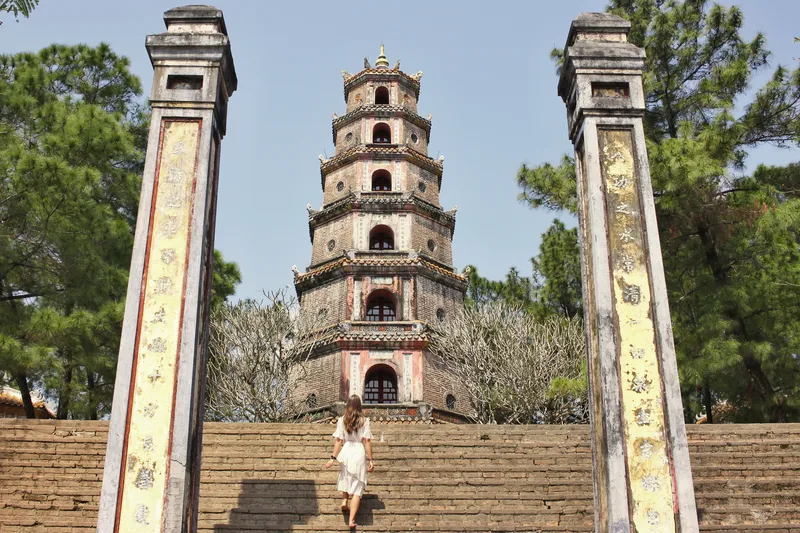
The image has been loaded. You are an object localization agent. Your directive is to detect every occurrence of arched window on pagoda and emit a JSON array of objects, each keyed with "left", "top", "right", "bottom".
[
  {"left": 369, "top": 225, "right": 394, "bottom": 250},
  {"left": 363, "top": 365, "right": 398, "bottom": 404},
  {"left": 371, "top": 170, "right": 392, "bottom": 191},
  {"left": 374, "top": 86, "right": 389, "bottom": 105},
  {"left": 372, "top": 123, "right": 391, "bottom": 144},
  {"left": 365, "top": 290, "right": 396, "bottom": 322}
]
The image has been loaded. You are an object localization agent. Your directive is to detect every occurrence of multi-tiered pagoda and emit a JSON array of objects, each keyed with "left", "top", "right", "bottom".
[{"left": 293, "top": 46, "right": 467, "bottom": 420}]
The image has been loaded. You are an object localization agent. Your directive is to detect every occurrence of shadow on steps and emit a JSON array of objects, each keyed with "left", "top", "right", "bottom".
[{"left": 209, "top": 478, "right": 386, "bottom": 531}]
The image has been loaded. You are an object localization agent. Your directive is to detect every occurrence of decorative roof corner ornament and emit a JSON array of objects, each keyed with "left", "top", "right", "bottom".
[
  {"left": 426, "top": 113, "right": 432, "bottom": 121},
  {"left": 408, "top": 250, "right": 419, "bottom": 260},
  {"left": 451, "top": 204, "right": 458, "bottom": 213},
  {"left": 345, "top": 250, "right": 356, "bottom": 260},
  {"left": 411, "top": 70, "right": 423, "bottom": 81},
  {"left": 393, "top": 58, "right": 401, "bottom": 70},
  {"left": 306, "top": 203, "right": 314, "bottom": 214},
  {"left": 332, "top": 112, "right": 338, "bottom": 120},
  {"left": 318, "top": 154, "right": 327, "bottom": 164},
  {"left": 291, "top": 265, "right": 300, "bottom": 277},
  {"left": 364, "top": 57, "right": 371, "bottom": 69},
  {"left": 341, "top": 70, "right": 352, "bottom": 81},
  {"left": 463, "top": 265, "right": 472, "bottom": 276},
  {"left": 438, "top": 155, "right": 445, "bottom": 163}
]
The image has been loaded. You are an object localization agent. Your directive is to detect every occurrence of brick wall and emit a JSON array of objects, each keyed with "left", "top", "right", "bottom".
[
  {"left": 423, "top": 351, "right": 471, "bottom": 411},
  {"left": 346, "top": 84, "right": 366, "bottom": 113},
  {"left": 334, "top": 121, "right": 362, "bottom": 154},
  {"left": 404, "top": 164, "right": 440, "bottom": 206},
  {"left": 2, "top": 420, "right": 799, "bottom": 532},
  {"left": 310, "top": 215, "right": 352, "bottom": 265},
  {"left": 410, "top": 213, "right": 452, "bottom": 264},
  {"left": 415, "top": 275, "right": 464, "bottom": 324},
  {"left": 402, "top": 121, "right": 428, "bottom": 155},
  {"left": 290, "top": 350, "right": 342, "bottom": 409},
  {"left": 322, "top": 164, "right": 358, "bottom": 205},
  {"left": 395, "top": 82, "right": 418, "bottom": 113},
  {"left": 298, "top": 278, "right": 348, "bottom": 327}
]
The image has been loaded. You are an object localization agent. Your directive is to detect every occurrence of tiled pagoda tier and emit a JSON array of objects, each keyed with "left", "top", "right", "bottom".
[{"left": 293, "top": 47, "right": 468, "bottom": 419}]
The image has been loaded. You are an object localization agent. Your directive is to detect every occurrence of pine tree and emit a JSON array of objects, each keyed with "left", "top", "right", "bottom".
[
  {"left": 0, "top": 44, "right": 242, "bottom": 418},
  {"left": 531, "top": 220, "right": 582, "bottom": 319}
]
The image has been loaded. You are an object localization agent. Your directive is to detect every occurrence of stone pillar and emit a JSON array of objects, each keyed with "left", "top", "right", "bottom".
[
  {"left": 558, "top": 14, "right": 698, "bottom": 533},
  {"left": 97, "top": 6, "right": 236, "bottom": 533}
]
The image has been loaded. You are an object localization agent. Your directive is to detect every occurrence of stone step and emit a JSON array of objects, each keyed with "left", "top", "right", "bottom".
[
  {"left": 6, "top": 487, "right": 799, "bottom": 513},
  {"left": 3, "top": 420, "right": 800, "bottom": 532}
]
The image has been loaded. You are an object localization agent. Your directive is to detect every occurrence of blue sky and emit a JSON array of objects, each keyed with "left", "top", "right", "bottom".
[{"left": 3, "top": 1, "right": 799, "bottom": 302}]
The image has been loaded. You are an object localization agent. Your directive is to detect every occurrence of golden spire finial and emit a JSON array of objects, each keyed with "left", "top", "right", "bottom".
[{"left": 375, "top": 43, "right": 389, "bottom": 69}]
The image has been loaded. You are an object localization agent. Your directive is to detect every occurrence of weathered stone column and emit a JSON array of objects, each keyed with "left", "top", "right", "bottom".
[
  {"left": 97, "top": 6, "right": 236, "bottom": 533},
  {"left": 558, "top": 13, "right": 698, "bottom": 533}
]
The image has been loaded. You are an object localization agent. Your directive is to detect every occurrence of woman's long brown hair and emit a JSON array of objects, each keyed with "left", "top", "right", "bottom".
[{"left": 343, "top": 395, "right": 365, "bottom": 434}]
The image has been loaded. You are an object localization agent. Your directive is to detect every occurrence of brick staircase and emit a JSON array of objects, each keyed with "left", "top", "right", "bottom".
[{"left": 1, "top": 420, "right": 799, "bottom": 532}]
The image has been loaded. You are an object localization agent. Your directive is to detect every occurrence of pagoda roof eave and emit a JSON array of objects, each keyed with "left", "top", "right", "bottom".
[
  {"left": 307, "top": 192, "right": 456, "bottom": 241},
  {"left": 320, "top": 144, "right": 443, "bottom": 189},
  {"left": 293, "top": 255, "right": 468, "bottom": 295},
  {"left": 342, "top": 68, "right": 421, "bottom": 102},
  {"left": 332, "top": 105, "right": 432, "bottom": 144}
]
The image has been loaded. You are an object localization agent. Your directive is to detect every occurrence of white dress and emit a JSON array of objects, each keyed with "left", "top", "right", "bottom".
[{"left": 332, "top": 416, "right": 372, "bottom": 496}]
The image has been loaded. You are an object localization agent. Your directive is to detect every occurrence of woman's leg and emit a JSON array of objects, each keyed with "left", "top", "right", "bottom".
[
  {"left": 340, "top": 492, "right": 350, "bottom": 510},
  {"left": 348, "top": 495, "right": 361, "bottom": 527}
]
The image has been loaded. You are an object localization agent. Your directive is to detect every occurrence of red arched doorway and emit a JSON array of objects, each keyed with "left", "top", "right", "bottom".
[
  {"left": 365, "top": 289, "right": 396, "bottom": 321},
  {"left": 363, "top": 365, "right": 398, "bottom": 404},
  {"left": 374, "top": 86, "right": 389, "bottom": 105},
  {"left": 369, "top": 225, "right": 394, "bottom": 250},
  {"left": 372, "top": 122, "right": 391, "bottom": 143}
]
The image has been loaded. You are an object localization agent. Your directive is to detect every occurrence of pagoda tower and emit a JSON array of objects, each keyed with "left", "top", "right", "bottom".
[{"left": 293, "top": 46, "right": 468, "bottom": 419}]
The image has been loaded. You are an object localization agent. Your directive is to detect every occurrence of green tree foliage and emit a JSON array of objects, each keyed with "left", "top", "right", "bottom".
[
  {"left": 518, "top": 0, "right": 800, "bottom": 422},
  {"left": 0, "top": 0, "right": 38, "bottom": 23},
  {"left": 0, "top": 44, "right": 144, "bottom": 419},
  {"left": 465, "top": 265, "right": 536, "bottom": 312},
  {"left": 531, "top": 220, "right": 582, "bottom": 318},
  {"left": 465, "top": 219, "right": 582, "bottom": 320},
  {"left": 210, "top": 250, "right": 242, "bottom": 311},
  {"left": 0, "top": 44, "right": 241, "bottom": 419}
]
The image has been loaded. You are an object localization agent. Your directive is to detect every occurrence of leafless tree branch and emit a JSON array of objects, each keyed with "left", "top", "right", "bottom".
[
  {"left": 427, "top": 302, "right": 588, "bottom": 424},
  {"left": 204, "top": 289, "right": 326, "bottom": 422}
]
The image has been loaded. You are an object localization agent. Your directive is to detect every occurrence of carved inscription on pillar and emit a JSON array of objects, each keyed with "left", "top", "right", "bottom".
[
  {"left": 598, "top": 128, "right": 675, "bottom": 531},
  {"left": 350, "top": 353, "right": 360, "bottom": 396},
  {"left": 403, "top": 353, "right": 413, "bottom": 402},
  {"left": 117, "top": 119, "right": 201, "bottom": 532}
]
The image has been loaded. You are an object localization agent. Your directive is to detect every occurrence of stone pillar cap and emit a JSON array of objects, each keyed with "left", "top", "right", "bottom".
[
  {"left": 147, "top": 5, "right": 237, "bottom": 97},
  {"left": 164, "top": 5, "right": 228, "bottom": 36},
  {"left": 566, "top": 12, "right": 630, "bottom": 46}
]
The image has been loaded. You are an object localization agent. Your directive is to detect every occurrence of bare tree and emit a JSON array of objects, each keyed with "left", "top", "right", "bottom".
[
  {"left": 427, "top": 302, "right": 587, "bottom": 424},
  {"left": 205, "top": 290, "right": 325, "bottom": 422}
]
